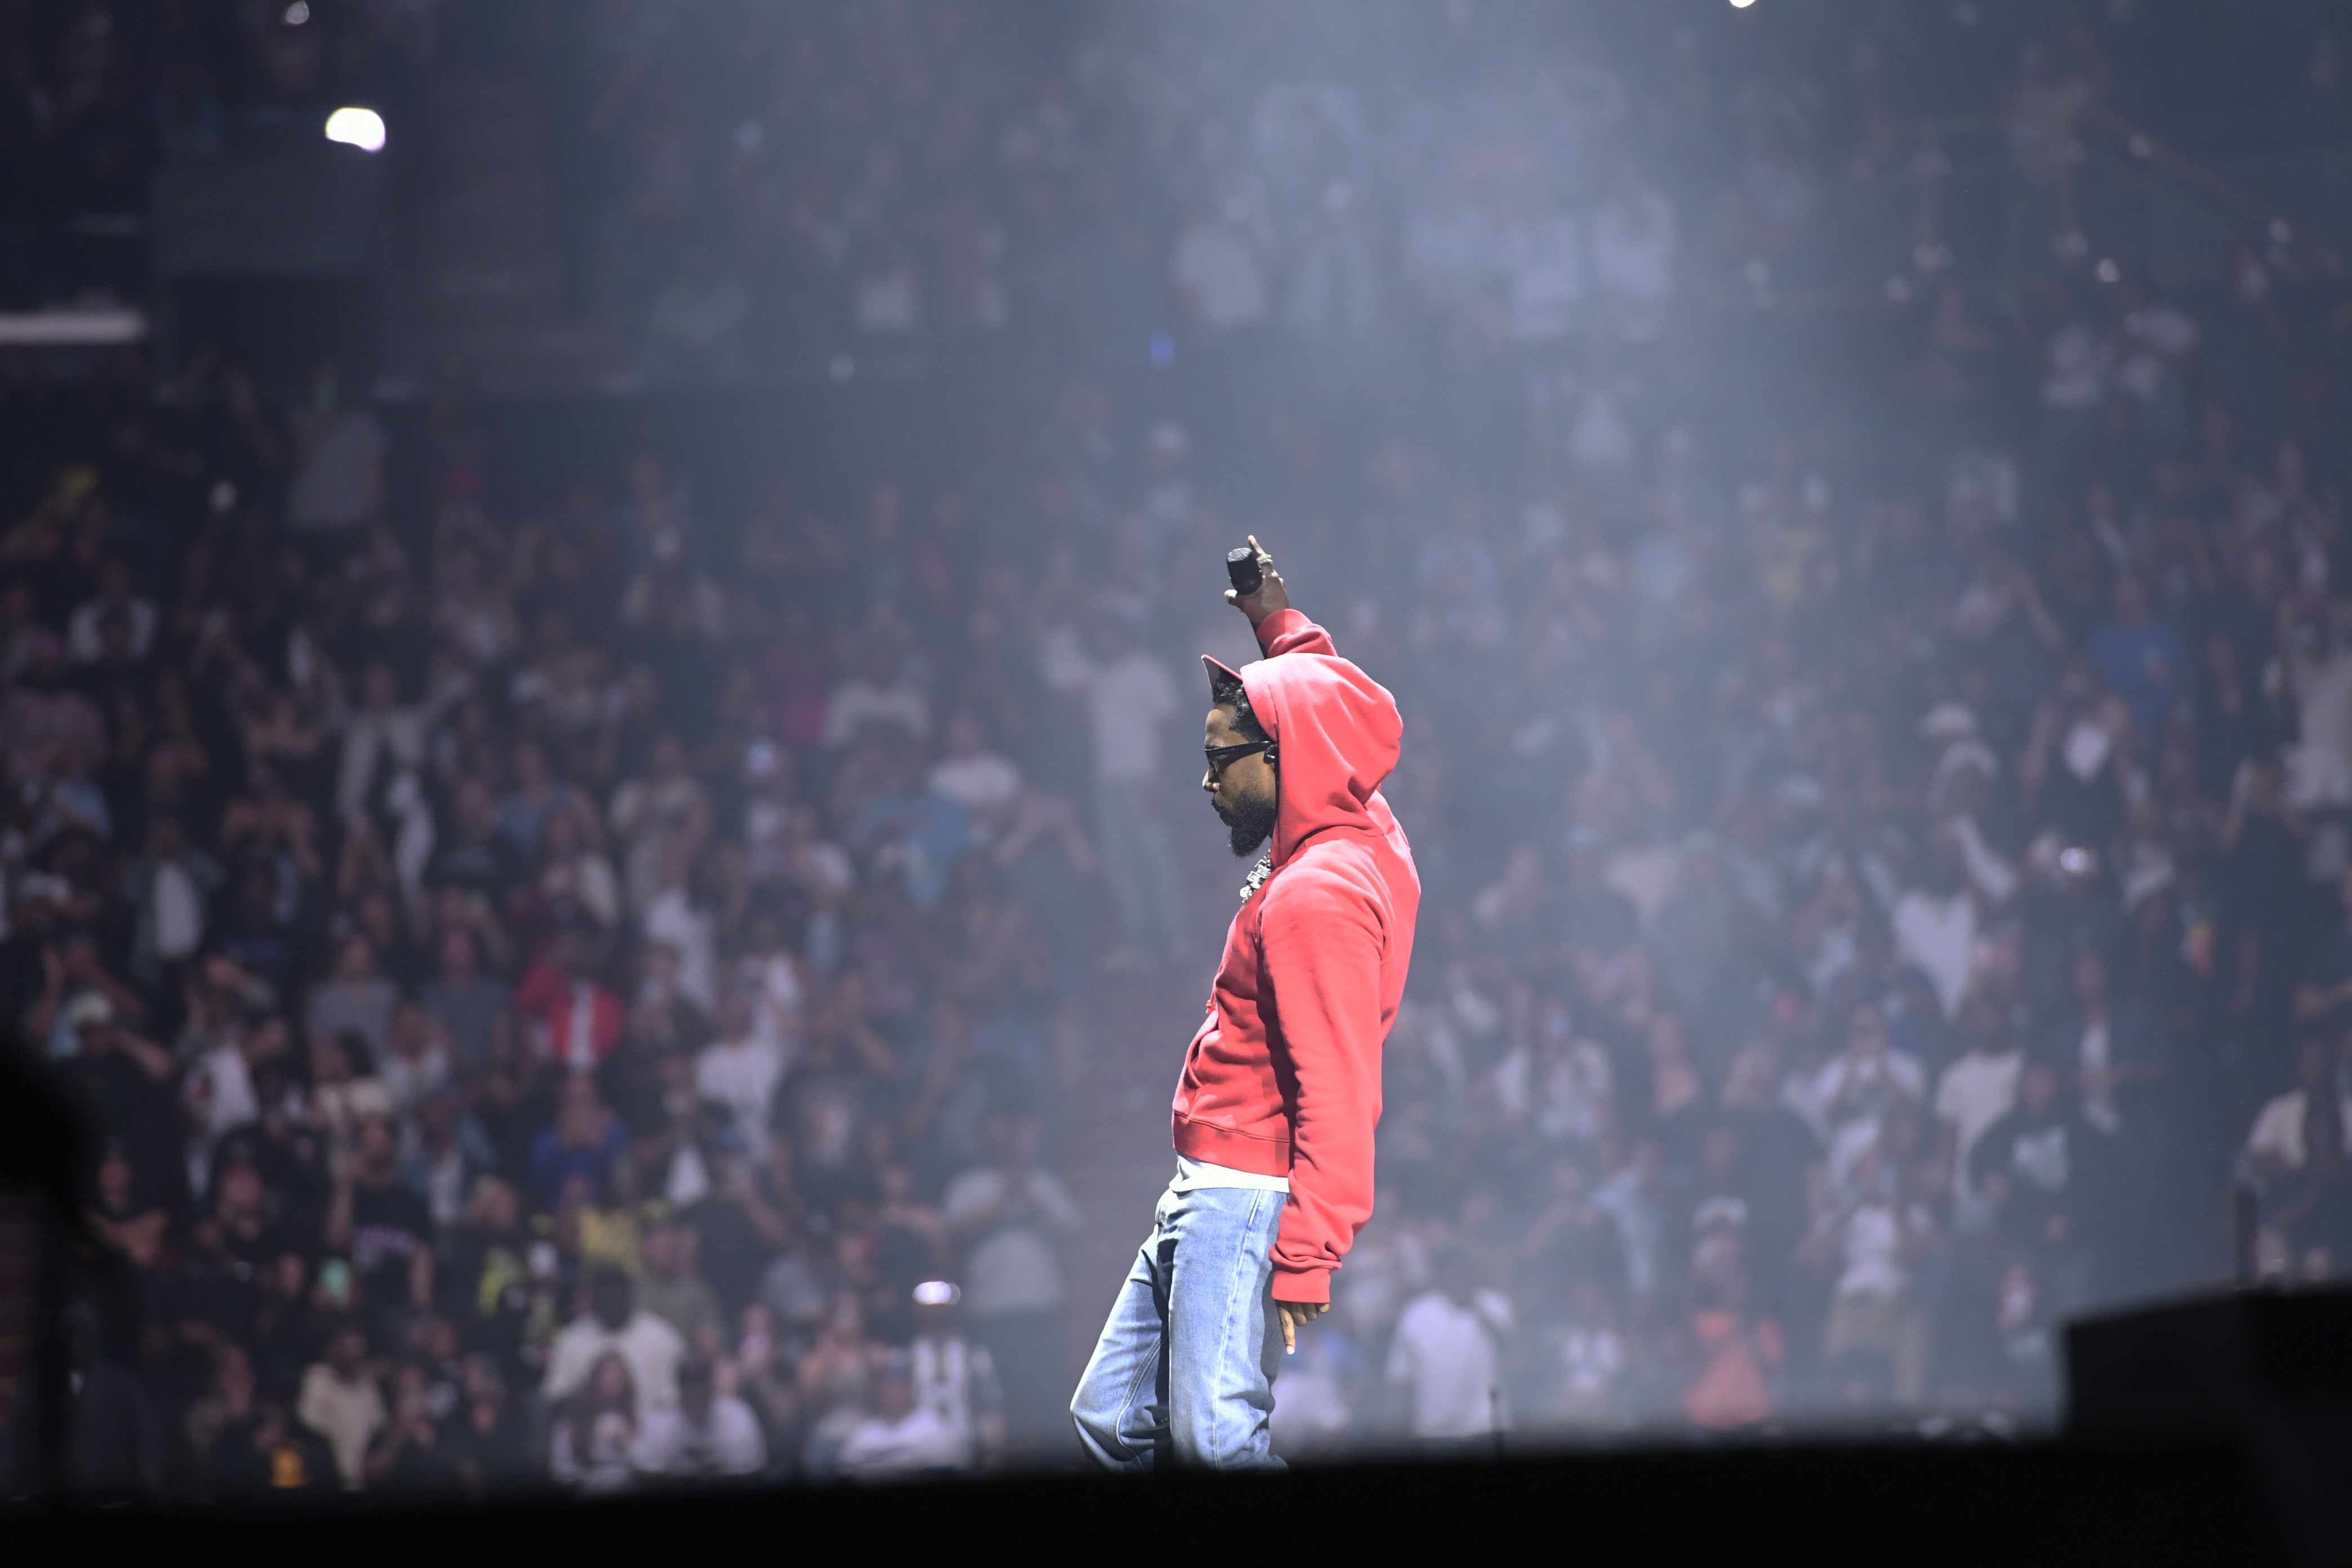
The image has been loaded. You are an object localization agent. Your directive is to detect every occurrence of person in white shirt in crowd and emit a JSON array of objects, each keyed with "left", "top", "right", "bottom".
[
  {"left": 334, "top": 659, "right": 448, "bottom": 827},
  {"left": 537, "top": 801, "right": 623, "bottom": 931},
  {"left": 823, "top": 638, "right": 932, "bottom": 750},
  {"left": 549, "top": 1351, "right": 643, "bottom": 1495},
  {"left": 631, "top": 1355, "right": 767, "bottom": 1483},
  {"left": 927, "top": 711, "right": 1023, "bottom": 845},
  {"left": 543, "top": 1266, "right": 686, "bottom": 1416},
  {"left": 1935, "top": 995, "right": 2025, "bottom": 1232},
  {"left": 1494, "top": 998, "right": 1615, "bottom": 1151},
  {"left": 122, "top": 816, "right": 219, "bottom": 995},
  {"left": 2243, "top": 1036, "right": 2352, "bottom": 1276},
  {"left": 731, "top": 908, "right": 805, "bottom": 1058},
  {"left": 1892, "top": 831, "right": 1989, "bottom": 1023},
  {"left": 1384, "top": 1249, "right": 1514, "bottom": 1454},
  {"left": 297, "top": 1322, "right": 385, "bottom": 1490},
  {"left": 943, "top": 1112, "right": 1081, "bottom": 1450},
  {"left": 1803, "top": 1003, "right": 1927, "bottom": 1206},
  {"left": 2282, "top": 605, "right": 2352, "bottom": 812},
  {"left": 1820, "top": 1143, "right": 1937, "bottom": 1408},
  {"left": 836, "top": 1355, "right": 964, "bottom": 1481},
  {"left": 1553, "top": 1277, "right": 1628, "bottom": 1426},
  {"left": 608, "top": 733, "right": 711, "bottom": 924},
  {"left": 66, "top": 555, "right": 156, "bottom": 665},
  {"left": 183, "top": 1013, "right": 289, "bottom": 1182},
  {"left": 305, "top": 934, "right": 399, "bottom": 1073},
  {"left": 905, "top": 1280, "right": 1004, "bottom": 1472},
  {"left": 1039, "top": 609, "right": 1186, "bottom": 969},
  {"left": 377, "top": 996, "right": 454, "bottom": 1119},
  {"left": 695, "top": 986, "right": 785, "bottom": 1158}
]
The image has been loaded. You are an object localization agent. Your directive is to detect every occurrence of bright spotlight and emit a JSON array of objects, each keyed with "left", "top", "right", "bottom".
[
  {"left": 324, "top": 106, "right": 386, "bottom": 153},
  {"left": 1730, "top": 0, "right": 1758, "bottom": 8}
]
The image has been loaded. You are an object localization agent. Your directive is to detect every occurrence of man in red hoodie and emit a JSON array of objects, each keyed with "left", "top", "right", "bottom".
[{"left": 1071, "top": 537, "right": 1419, "bottom": 1469}]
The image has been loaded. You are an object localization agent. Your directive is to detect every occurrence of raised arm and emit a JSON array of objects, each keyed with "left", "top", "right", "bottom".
[{"left": 1226, "top": 533, "right": 1336, "bottom": 659}]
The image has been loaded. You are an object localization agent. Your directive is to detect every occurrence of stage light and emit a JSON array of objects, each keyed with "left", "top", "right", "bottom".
[
  {"left": 283, "top": 0, "right": 310, "bottom": 23},
  {"left": 2095, "top": 257, "right": 2121, "bottom": 283},
  {"left": 1150, "top": 332, "right": 1174, "bottom": 368},
  {"left": 828, "top": 353, "right": 856, "bottom": 384},
  {"left": 325, "top": 106, "right": 386, "bottom": 153},
  {"left": 1729, "top": 0, "right": 1757, "bottom": 8}
]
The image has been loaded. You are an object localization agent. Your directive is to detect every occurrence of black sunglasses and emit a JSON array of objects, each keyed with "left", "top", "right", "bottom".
[{"left": 1204, "top": 740, "right": 1274, "bottom": 774}]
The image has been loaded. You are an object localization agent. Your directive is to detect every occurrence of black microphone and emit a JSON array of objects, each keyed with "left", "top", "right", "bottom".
[{"left": 1225, "top": 547, "right": 1262, "bottom": 597}]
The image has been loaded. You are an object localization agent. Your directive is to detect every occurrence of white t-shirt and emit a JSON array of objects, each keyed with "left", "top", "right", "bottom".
[
  {"left": 696, "top": 1036, "right": 784, "bottom": 1146},
  {"left": 942, "top": 1167, "right": 1082, "bottom": 1316},
  {"left": 189, "top": 1044, "right": 259, "bottom": 1141},
  {"left": 644, "top": 888, "right": 718, "bottom": 1016},
  {"left": 1168, "top": 1154, "right": 1289, "bottom": 1194},
  {"left": 1809, "top": 1048, "right": 1927, "bottom": 1130},
  {"left": 1835, "top": 1201, "right": 1908, "bottom": 1302},
  {"left": 837, "top": 1405, "right": 965, "bottom": 1479},
  {"left": 2246, "top": 1088, "right": 2352, "bottom": 1169},
  {"left": 1041, "top": 631, "right": 1177, "bottom": 783},
  {"left": 908, "top": 1335, "right": 995, "bottom": 1467},
  {"left": 2077, "top": 1019, "right": 2121, "bottom": 1134},
  {"left": 632, "top": 1395, "right": 767, "bottom": 1479},
  {"left": 1086, "top": 652, "right": 1176, "bottom": 783},
  {"left": 1934, "top": 1049, "right": 2023, "bottom": 1192},
  {"left": 691, "top": 1034, "right": 785, "bottom": 1147},
  {"left": 1894, "top": 888, "right": 1977, "bottom": 1019},
  {"left": 1561, "top": 1325, "right": 1627, "bottom": 1404},
  {"left": 2288, "top": 646, "right": 2352, "bottom": 809},
  {"left": 928, "top": 752, "right": 1022, "bottom": 819},
  {"left": 823, "top": 678, "right": 930, "bottom": 748},
  {"left": 1386, "top": 1289, "right": 1513, "bottom": 1438},
  {"left": 151, "top": 859, "right": 205, "bottom": 960},
  {"left": 297, "top": 1365, "right": 385, "bottom": 1487},
  {"left": 67, "top": 596, "right": 156, "bottom": 662},
  {"left": 543, "top": 1311, "right": 685, "bottom": 1411},
  {"left": 736, "top": 950, "right": 804, "bottom": 1057},
  {"left": 1494, "top": 1040, "right": 1614, "bottom": 1145}
]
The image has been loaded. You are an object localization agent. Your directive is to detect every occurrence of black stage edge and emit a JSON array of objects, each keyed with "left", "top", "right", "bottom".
[
  {"left": 24, "top": 1289, "right": 2350, "bottom": 1562},
  {"left": 6, "top": 1440, "right": 2277, "bottom": 1564},
  {"left": 2068, "top": 1286, "right": 2352, "bottom": 1564}
]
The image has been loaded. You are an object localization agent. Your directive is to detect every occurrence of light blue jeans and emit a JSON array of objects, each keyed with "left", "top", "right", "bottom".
[{"left": 1070, "top": 1181, "right": 1288, "bottom": 1471}]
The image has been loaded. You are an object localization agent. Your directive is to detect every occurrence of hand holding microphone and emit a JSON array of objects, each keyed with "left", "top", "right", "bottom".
[{"left": 1223, "top": 534, "right": 1289, "bottom": 627}]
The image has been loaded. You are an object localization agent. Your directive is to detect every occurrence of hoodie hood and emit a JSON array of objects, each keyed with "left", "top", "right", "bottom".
[{"left": 1205, "top": 648, "right": 1403, "bottom": 867}]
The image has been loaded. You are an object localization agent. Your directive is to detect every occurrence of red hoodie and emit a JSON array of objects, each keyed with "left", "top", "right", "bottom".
[{"left": 1173, "top": 608, "right": 1420, "bottom": 1304}]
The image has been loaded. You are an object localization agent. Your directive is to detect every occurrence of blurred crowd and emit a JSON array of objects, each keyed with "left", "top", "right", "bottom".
[{"left": 5, "top": 0, "right": 2352, "bottom": 1503}]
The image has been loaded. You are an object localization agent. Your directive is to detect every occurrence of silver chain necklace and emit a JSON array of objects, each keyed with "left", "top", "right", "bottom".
[{"left": 1239, "top": 850, "right": 1273, "bottom": 901}]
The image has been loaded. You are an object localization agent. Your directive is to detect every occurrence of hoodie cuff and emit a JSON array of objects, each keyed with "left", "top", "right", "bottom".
[
  {"left": 1254, "top": 607, "right": 1310, "bottom": 656},
  {"left": 1271, "top": 1264, "right": 1331, "bottom": 1306}
]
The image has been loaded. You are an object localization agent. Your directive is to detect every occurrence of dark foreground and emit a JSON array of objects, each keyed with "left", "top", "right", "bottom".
[{"left": 3, "top": 1437, "right": 2284, "bottom": 1565}]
